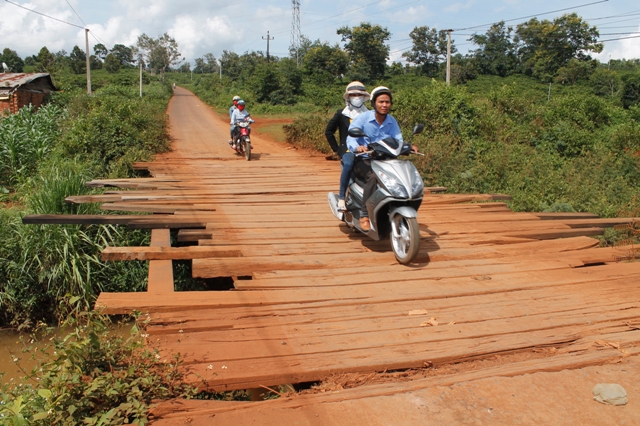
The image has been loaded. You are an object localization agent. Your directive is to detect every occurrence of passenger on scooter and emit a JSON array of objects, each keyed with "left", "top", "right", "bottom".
[
  {"left": 230, "top": 100, "right": 254, "bottom": 148},
  {"left": 228, "top": 95, "right": 241, "bottom": 145},
  {"left": 347, "top": 86, "right": 417, "bottom": 231},
  {"left": 325, "top": 81, "right": 370, "bottom": 212}
]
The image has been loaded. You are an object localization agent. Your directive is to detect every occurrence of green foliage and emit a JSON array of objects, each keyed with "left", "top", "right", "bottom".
[
  {"left": 302, "top": 43, "right": 349, "bottom": 84},
  {"left": 60, "top": 84, "right": 171, "bottom": 176},
  {"left": 402, "top": 26, "right": 453, "bottom": 77},
  {"left": 515, "top": 13, "right": 602, "bottom": 81},
  {"left": 337, "top": 22, "right": 391, "bottom": 82},
  {"left": 470, "top": 22, "right": 517, "bottom": 77},
  {"left": 0, "top": 104, "right": 62, "bottom": 188},
  {"left": 621, "top": 73, "right": 640, "bottom": 109},
  {"left": 0, "top": 306, "right": 196, "bottom": 425},
  {"left": 283, "top": 113, "right": 333, "bottom": 154},
  {"left": 1, "top": 48, "right": 24, "bottom": 73},
  {"left": 104, "top": 54, "right": 121, "bottom": 73}
]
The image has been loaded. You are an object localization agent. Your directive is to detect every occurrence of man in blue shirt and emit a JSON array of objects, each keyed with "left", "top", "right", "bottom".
[{"left": 346, "top": 86, "right": 403, "bottom": 231}]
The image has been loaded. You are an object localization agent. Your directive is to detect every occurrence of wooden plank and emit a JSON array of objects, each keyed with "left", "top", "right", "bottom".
[
  {"left": 147, "top": 229, "right": 174, "bottom": 294},
  {"left": 101, "top": 246, "right": 243, "bottom": 261}
]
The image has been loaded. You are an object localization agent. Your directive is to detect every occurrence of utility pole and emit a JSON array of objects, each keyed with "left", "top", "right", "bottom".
[
  {"left": 139, "top": 59, "right": 142, "bottom": 98},
  {"left": 263, "top": 31, "right": 274, "bottom": 63},
  {"left": 219, "top": 59, "right": 222, "bottom": 79},
  {"left": 445, "top": 29, "right": 453, "bottom": 86},
  {"left": 85, "top": 29, "right": 92, "bottom": 95}
]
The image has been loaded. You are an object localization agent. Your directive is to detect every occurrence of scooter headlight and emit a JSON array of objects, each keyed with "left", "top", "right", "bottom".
[
  {"left": 378, "top": 171, "right": 409, "bottom": 198},
  {"left": 411, "top": 168, "right": 424, "bottom": 197}
]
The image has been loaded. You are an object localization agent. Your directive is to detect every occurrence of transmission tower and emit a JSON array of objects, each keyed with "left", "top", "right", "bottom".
[{"left": 290, "top": 0, "right": 301, "bottom": 66}]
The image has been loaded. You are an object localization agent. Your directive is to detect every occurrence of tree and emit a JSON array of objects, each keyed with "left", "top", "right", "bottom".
[
  {"left": 621, "top": 74, "right": 640, "bottom": 109},
  {"left": 469, "top": 21, "right": 517, "bottom": 77},
  {"left": 0, "top": 48, "right": 24, "bottom": 72},
  {"left": 93, "top": 43, "right": 108, "bottom": 61},
  {"left": 203, "top": 53, "right": 219, "bottom": 74},
  {"left": 111, "top": 44, "right": 135, "bottom": 67},
  {"left": 515, "top": 13, "right": 602, "bottom": 81},
  {"left": 289, "top": 35, "right": 313, "bottom": 64},
  {"left": 35, "top": 47, "right": 55, "bottom": 73},
  {"left": 220, "top": 50, "right": 242, "bottom": 79},
  {"left": 337, "top": 22, "right": 390, "bottom": 81},
  {"left": 136, "top": 33, "right": 182, "bottom": 82},
  {"left": 403, "top": 26, "right": 453, "bottom": 77},
  {"left": 554, "top": 58, "right": 595, "bottom": 85},
  {"left": 302, "top": 42, "right": 349, "bottom": 83},
  {"left": 69, "top": 45, "right": 86, "bottom": 74},
  {"left": 104, "top": 53, "right": 120, "bottom": 73},
  {"left": 590, "top": 69, "right": 621, "bottom": 97}
]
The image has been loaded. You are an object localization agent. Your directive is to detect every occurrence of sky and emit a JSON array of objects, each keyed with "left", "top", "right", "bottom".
[{"left": 1, "top": 0, "right": 639, "bottom": 66}]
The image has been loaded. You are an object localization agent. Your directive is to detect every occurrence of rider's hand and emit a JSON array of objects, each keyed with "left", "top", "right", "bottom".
[
  {"left": 355, "top": 145, "right": 368, "bottom": 153},
  {"left": 411, "top": 145, "right": 419, "bottom": 153}
]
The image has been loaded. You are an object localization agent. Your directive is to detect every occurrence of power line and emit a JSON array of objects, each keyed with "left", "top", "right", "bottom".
[
  {"left": 5, "top": 0, "right": 84, "bottom": 29},
  {"left": 454, "top": 0, "right": 610, "bottom": 31}
]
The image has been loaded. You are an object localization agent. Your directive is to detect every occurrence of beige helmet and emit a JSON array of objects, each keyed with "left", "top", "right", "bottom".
[{"left": 343, "top": 81, "right": 370, "bottom": 101}]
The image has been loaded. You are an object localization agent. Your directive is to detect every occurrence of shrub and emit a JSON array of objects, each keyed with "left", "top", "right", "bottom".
[{"left": 0, "top": 304, "right": 196, "bottom": 425}]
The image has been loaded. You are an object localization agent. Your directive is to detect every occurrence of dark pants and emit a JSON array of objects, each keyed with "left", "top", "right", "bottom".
[{"left": 353, "top": 158, "right": 376, "bottom": 217}]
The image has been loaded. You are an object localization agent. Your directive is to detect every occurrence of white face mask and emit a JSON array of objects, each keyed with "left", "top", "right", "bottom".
[{"left": 349, "top": 96, "right": 365, "bottom": 108}]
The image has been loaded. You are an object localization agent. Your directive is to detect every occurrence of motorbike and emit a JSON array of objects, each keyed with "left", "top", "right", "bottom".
[
  {"left": 328, "top": 124, "right": 425, "bottom": 264},
  {"left": 232, "top": 119, "right": 252, "bottom": 161}
]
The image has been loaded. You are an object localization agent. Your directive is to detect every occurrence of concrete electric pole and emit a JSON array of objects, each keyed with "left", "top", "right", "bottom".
[{"left": 263, "top": 31, "right": 274, "bottom": 63}]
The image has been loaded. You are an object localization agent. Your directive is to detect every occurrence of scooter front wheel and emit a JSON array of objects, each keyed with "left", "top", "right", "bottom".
[
  {"left": 390, "top": 214, "right": 420, "bottom": 264},
  {"left": 244, "top": 140, "right": 251, "bottom": 160}
]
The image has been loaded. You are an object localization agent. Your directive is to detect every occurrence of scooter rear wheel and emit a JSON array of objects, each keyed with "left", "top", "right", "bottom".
[{"left": 390, "top": 214, "right": 420, "bottom": 264}]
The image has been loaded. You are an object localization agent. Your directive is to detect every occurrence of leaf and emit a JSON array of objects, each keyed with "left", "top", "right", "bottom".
[
  {"left": 38, "top": 389, "right": 52, "bottom": 399},
  {"left": 420, "top": 317, "right": 439, "bottom": 327},
  {"left": 408, "top": 309, "right": 428, "bottom": 316},
  {"left": 32, "top": 412, "right": 50, "bottom": 420}
]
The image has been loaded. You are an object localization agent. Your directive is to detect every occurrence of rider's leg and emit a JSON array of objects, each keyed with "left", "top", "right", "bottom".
[
  {"left": 353, "top": 159, "right": 374, "bottom": 231},
  {"left": 339, "top": 152, "right": 355, "bottom": 200}
]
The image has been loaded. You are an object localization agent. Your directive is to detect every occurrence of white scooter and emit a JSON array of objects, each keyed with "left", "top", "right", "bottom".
[{"left": 328, "top": 124, "right": 425, "bottom": 264}]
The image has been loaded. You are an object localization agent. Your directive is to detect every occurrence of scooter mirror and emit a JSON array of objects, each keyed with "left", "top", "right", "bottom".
[
  {"left": 412, "top": 124, "right": 424, "bottom": 135},
  {"left": 348, "top": 127, "right": 366, "bottom": 138}
]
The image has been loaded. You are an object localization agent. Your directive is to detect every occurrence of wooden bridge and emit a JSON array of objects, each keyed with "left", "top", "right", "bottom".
[{"left": 24, "top": 88, "right": 640, "bottom": 425}]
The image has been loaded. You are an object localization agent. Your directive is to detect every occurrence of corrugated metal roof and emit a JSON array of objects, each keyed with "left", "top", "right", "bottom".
[{"left": 0, "top": 73, "right": 57, "bottom": 91}]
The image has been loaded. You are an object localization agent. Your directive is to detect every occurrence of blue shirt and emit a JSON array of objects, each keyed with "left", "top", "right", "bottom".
[
  {"left": 229, "top": 105, "right": 237, "bottom": 120},
  {"left": 231, "top": 109, "right": 254, "bottom": 125},
  {"left": 346, "top": 110, "right": 403, "bottom": 153}
]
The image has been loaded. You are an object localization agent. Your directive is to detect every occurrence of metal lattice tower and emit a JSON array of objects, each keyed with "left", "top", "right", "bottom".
[{"left": 290, "top": 0, "right": 301, "bottom": 65}]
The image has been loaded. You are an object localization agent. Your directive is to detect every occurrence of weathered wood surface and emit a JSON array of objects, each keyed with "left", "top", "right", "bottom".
[{"left": 66, "top": 87, "right": 639, "bottom": 423}]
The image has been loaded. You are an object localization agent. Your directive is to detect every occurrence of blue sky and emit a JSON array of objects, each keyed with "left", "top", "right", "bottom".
[{"left": 1, "top": 0, "right": 639, "bottom": 65}]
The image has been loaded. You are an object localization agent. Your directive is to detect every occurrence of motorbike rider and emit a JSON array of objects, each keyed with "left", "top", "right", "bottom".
[
  {"left": 346, "top": 86, "right": 417, "bottom": 231},
  {"left": 228, "top": 95, "right": 241, "bottom": 145},
  {"left": 230, "top": 100, "right": 254, "bottom": 148},
  {"left": 325, "top": 81, "right": 370, "bottom": 212}
]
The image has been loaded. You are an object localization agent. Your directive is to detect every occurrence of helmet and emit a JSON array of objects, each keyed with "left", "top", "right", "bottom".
[
  {"left": 232, "top": 95, "right": 241, "bottom": 101},
  {"left": 370, "top": 86, "right": 392, "bottom": 104},
  {"left": 237, "top": 100, "right": 245, "bottom": 106},
  {"left": 343, "top": 81, "right": 370, "bottom": 101}
]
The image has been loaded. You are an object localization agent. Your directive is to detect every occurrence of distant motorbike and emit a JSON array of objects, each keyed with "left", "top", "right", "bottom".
[
  {"left": 232, "top": 119, "right": 252, "bottom": 161},
  {"left": 328, "top": 124, "right": 425, "bottom": 264}
]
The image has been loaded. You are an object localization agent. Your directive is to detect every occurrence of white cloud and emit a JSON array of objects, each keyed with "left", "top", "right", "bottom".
[
  {"left": 444, "top": 1, "right": 476, "bottom": 14},
  {"left": 389, "top": 6, "right": 432, "bottom": 24}
]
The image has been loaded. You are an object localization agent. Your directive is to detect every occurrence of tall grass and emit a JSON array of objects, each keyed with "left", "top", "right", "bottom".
[
  {"left": 0, "top": 104, "right": 62, "bottom": 188},
  {"left": 0, "top": 81, "right": 172, "bottom": 328}
]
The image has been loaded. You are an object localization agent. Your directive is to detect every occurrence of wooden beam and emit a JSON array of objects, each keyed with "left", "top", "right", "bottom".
[{"left": 102, "top": 246, "right": 242, "bottom": 261}]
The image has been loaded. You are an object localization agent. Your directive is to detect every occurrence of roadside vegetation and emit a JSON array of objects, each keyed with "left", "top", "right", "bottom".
[{"left": 1, "top": 11, "right": 639, "bottom": 421}]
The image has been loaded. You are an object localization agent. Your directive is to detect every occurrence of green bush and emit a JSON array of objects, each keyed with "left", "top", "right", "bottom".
[{"left": 0, "top": 305, "right": 196, "bottom": 425}]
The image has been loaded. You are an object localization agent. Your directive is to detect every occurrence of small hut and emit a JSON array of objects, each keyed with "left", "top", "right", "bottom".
[{"left": 0, "top": 73, "right": 57, "bottom": 115}]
